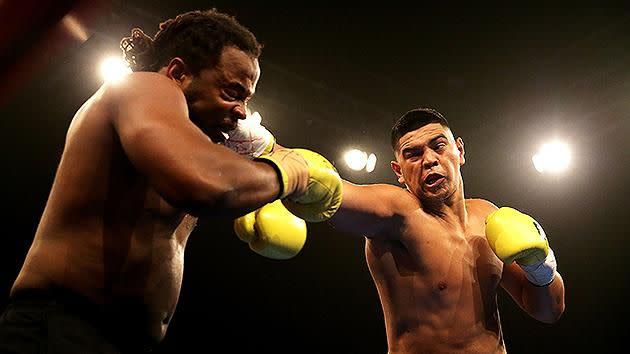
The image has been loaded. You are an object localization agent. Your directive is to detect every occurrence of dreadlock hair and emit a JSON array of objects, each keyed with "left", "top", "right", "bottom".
[
  {"left": 120, "top": 9, "right": 262, "bottom": 73},
  {"left": 390, "top": 108, "right": 451, "bottom": 151}
]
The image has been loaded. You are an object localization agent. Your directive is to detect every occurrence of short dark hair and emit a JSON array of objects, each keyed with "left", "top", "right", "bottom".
[
  {"left": 120, "top": 9, "right": 262, "bottom": 73},
  {"left": 390, "top": 108, "right": 450, "bottom": 150}
]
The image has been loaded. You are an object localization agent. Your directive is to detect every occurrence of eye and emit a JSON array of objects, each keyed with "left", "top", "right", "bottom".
[
  {"left": 222, "top": 88, "right": 239, "bottom": 101},
  {"left": 434, "top": 141, "right": 447, "bottom": 150},
  {"left": 403, "top": 150, "right": 421, "bottom": 160}
]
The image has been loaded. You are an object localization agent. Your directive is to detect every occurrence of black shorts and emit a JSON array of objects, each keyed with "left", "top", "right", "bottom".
[{"left": 0, "top": 288, "right": 156, "bottom": 354}]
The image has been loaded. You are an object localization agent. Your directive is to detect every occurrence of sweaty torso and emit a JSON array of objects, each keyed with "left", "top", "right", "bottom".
[
  {"left": 11, "top": 84, "right": 195, "bottom": 343},
  {"left": 366, "top": 198, "right": 505, "bottom": 354}
]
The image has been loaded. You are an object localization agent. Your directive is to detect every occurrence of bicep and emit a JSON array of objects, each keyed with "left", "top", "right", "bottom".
[
  {"left": 113, "top": 83, "right": 218, "bottom": 198},
  {"left": 111, "top": 79, "right": 278, "bottom": 213},
  {"left": 328, "top": 181, "right": 404, "bottom": 239}
]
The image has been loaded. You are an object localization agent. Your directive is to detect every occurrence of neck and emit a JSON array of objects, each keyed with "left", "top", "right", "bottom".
[{"left": 421, "top": 177, "right": 467, "bottom": 226}]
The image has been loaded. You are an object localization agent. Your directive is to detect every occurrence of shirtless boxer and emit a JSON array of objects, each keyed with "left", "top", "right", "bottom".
[{"left": 0, "top": 8, "right": 341, "bottom": 353}]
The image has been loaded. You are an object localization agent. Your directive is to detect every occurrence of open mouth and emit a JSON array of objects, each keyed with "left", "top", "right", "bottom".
[{"left": 424, "top": 173, "right": 445, "bottom": 188}]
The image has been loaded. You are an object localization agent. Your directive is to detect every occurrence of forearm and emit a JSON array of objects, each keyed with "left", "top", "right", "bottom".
[
  {"left": 174, "top": 157, "right": 282, "bottom": 219},
  {"left": 488, "top": 207, "right": 566, "bottom": 323},
  {"left": 519, "top": 270, "right": 565, "bottom": 323},
  {"left": 212, "top": 159, "right": 283, "bottom": 215}
]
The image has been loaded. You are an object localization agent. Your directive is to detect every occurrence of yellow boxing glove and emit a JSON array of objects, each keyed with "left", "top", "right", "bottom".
[
  {"left": 485, "top": 207, "right": 558, "bottom": 286},
  {"left": 257, "top": 148, "right": 342, "bottom": 223},
  {"left": 234, "top": 200, "right": 307, "bottom": 260},
  {"left": 223, "top": 112, "right": 342, "bottom": 222}
]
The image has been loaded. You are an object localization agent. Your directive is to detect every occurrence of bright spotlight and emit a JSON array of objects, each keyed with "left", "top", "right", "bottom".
[
  {"left": 99, "top": 56, "right": 131, "bottom": 82},
  {"left": 366, "top": 153, "right": 377, "bottom": 172},
  {"left": 532, "top": 141, "right": 571, "bottom": 174},
  {"left": 344, "top": 149, "right": 368, "bottom": 171}
]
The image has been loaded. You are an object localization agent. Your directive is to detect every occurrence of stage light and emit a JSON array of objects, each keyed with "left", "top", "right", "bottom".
[
  {"left": 343, "top": 149, "right": 378, "bottom": 173},
  {"left": 532, "top": 141, "right": 571, "bottom": 174},
  {"left": 366, "top": 153, "right": 377, "bottom": 172},
  {"left": 344, "top": 149, "right": 367, "bottom": 171},
  {"left": 99, "top": 56, "right": 131, "bottom": 82}
]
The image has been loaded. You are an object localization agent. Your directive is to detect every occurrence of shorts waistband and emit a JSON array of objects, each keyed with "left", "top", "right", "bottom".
[{"left": 10, "top": 287, "right": 105, "bottom": 313}]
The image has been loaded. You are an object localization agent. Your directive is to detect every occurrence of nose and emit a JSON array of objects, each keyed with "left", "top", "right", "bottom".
[
  {"left": 232, "top": 103, "right": 247, "bottom": 120},
  {"left": 423, "top": 151, "right": 439, "bottom": 169}
]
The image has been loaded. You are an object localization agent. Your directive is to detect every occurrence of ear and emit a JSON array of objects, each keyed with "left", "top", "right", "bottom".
[
  {"left": 456, "top": 137, "right": 465, "bottom": 166},
  {"left": 390, "top": 160, "right": 405, "bottom": 185},
  {"left": 165, "top": 57, "right": 189, "bottom": 85}
]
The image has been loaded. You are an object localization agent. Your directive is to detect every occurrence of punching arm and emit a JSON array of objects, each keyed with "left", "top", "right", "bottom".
[{"left": 486, "top": 207, "right": 566, "bottom": 323}]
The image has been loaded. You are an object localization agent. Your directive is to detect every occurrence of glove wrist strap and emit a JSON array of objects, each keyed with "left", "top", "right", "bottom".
[
  {"left": 255, "top": 156, "right": 289, "bottom": 199},
  {"left": 520, "top": 248, "right": 557, "bottom": 286}
]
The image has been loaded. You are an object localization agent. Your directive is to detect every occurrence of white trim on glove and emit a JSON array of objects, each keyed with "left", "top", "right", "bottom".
[
  {"left": 520, "top": 247, "right": 557, "bottom": 286},
  {"left": 225, "top": 111, "right": 274, "bottom": 159}
]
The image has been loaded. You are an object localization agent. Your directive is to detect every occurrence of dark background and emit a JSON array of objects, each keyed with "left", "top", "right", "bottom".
[{"left": 1, "top": 2, "right": 629, "bottom": 353}]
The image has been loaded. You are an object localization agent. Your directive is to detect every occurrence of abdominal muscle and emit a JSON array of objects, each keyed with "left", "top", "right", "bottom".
[
  {"left": 11, "top": 211, "right": 197, "bottom": 343},
  {"left": 366, "top": 232, "right": 505, "bottom": 354}
]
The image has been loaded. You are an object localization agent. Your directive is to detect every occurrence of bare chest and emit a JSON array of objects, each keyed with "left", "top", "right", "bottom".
[{"left": 403, "top": 218, "right": 502, "bottom": 291}]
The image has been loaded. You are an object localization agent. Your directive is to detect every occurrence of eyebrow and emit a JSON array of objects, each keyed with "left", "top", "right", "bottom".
[
  {"left": 226, "top": 81, "right": 250, "bottom": 95},
  {"left": 220, "top": 75, "right": 254, "bottom": 99},
  {"left": 400, "top": 134, "right": 448, "bottom": 155},
  {"left": 430, "top": 134, "right": 448, "bottom": 144}
]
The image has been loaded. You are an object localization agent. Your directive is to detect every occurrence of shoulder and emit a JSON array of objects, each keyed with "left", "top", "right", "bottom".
[
  {"left": 338, "top": 180, "right": 419, "bottom": 220},
  {"left": 466, "top": 198, "right": 499, "bottom": 218},
  {"left": 376, "top": 183, "right": 422, "bottom": 217},
  {"left": 102, "top": 72, "right": 185, "bottom": 107},
  {"left": 100, "top": 72, "right": 190, "bottom": 128},
  {"left": 347, "top": 182, "right": 416, "bottom": 204},
  {"left": 334, "top": 181, "right": 420, "bottom": 239},
  {"left": 368, "top": 183, "right": 411, "bottom": 196}
]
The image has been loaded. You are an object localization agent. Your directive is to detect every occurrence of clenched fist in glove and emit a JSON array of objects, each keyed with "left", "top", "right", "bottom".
[
  {"left": 234, "top": 200, "right": 307, "bottom": 260},
  {"left": 485, "top": 207, "right": 558, "bottom": 286},
  {"left": 225, "top": 111, "right": 342, "bottom": 222}
]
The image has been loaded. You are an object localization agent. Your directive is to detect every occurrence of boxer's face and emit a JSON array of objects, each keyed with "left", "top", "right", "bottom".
[
  {"left": 391, "top": 123, "right": 465, "bottom": 203},
  {"left": 182, "top": 46, "right": 260, "bottom": 142}
]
